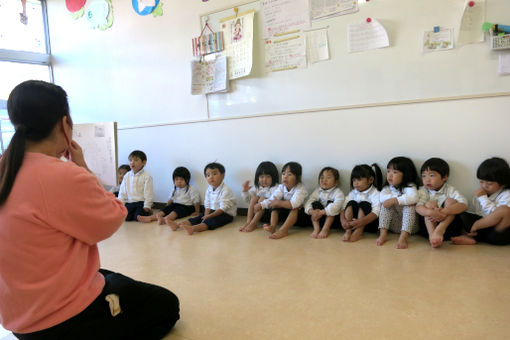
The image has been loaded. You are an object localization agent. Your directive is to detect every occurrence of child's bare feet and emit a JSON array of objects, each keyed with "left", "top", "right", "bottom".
[
  {"left": 451, "top": 235, "right": 476, "bottom": 245},
  {"left": 166, "top": 219, "right": 180, "bottom": 231},
  {"left": 182, "top": 224, "right": 195, "bottom": 235},
  {"left": 243, "top": 224, "right": 257, "bottom": 232},
  {"left": 317, "top": 229, "right": 329, "bottom": 239},
  {"left": 429, "top": 232, "right": 443, "bottom": 248},
  {"left": 263, "top": 224, "right": 276, "bottom": 234},
  {"left": 310, "top": 230, "right": 319, "bottom": 238},
  {"left": 239, "top": 224, "right": 248, "bottom": 232},
  {"left": 269, "top": 228, "right": 288, "bottom": 239},
  {"left": 157, "top": 215, "right": 165, "bottom": 225},
  {"left": 375, "top": 234, "right": 388, "bottom": 246},
  {"left": 349, "top": 228, "right": 364, "bottom": 242},
  {"left": 396, "top": 233, "right": 409, "bottom": 249},
  {"left": 137, "top": 215, "right": 153, "bottom": 223},
  {"left": 342, "top": 229, "right": 352, "bottom": 242}
]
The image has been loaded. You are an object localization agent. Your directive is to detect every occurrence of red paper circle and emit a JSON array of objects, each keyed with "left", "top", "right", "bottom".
[{"left": 66, "top": 0, "right": 86, "bottom": 12}]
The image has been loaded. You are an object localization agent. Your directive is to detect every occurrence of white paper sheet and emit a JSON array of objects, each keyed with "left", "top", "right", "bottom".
[
  {"left": 191, "top": 56, "right": 228, "bottom": 95},
  {"left": 261, "top": 0, "right": 311, "bottom": 39},
  {"left": 306, "top": 28, "right": 330, "bottom": 63},
  {"left": 220, "top": 11, "right": 254, "bottom": 80},
  {"left": 458, "top": 0, "right": 485, "bottom": 44},
  {"left": 311, "top": 0, "right": 358, "bottom": 21},
  {"left": 348, "top": 19, "right": 389, "bottom": 53},
  {"left": 498, "top": 52, "right": 510, "bottom": 75},
  {"left": 265, "top": 32, "right": 307, "bottom": 72},
  {"left": 423, "top": 28, "right": 454, "bottom": 52}
]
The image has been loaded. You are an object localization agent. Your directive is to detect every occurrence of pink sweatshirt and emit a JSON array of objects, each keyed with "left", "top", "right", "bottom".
[{"left": 0, "top": 152, "right": 127, "bottom": 333}]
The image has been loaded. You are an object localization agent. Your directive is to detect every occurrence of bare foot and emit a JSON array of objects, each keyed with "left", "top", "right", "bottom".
[
  {"left": 342, "top": 229, "right": 352, "bottom": 242},
  {"left": 429, "top": 232, "right": 443, "bottom": 248},
  {"left": 263, "top": 224, "right": 276, "bottom": 234},
  {"left": 396, "top": 234, "right": 408, "bottom": 249},
  {"left": 375, "top": 234, "right": 388, "bottom": 246},
  {"left": 451, "top": 235, "right": 476, "bottom": 245},
  {"left": 166, "top": 219, "right": 180, "bottom": 231},
  {"left": 182, "top": 224, "right": 195, "bottom": 235},
  {"left": 310, "top": 230, "right": 319, "bottom": 238},
  {"left": 157, "top": 215, "right": 165, "bottom": 225},
  {"left": 243, "top": 224, "right": 257, "bottom": 232},
  {"left": 317, "top": 229, "right": 329, "bottom": 239},
  {"left": 239, "top": 224, "right": 248, "bottom": 232},
  {"left": 349, "top": 228, "right": 364, "bottom": 242},
  {"left": 137, "top": 215, "right": 153, "bottom": 223},
  {"left": 269, "top": 228, "right": 288, "bottom": 239}
]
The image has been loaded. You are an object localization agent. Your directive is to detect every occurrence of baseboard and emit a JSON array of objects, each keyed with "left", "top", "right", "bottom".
[{"left": 152, "top": 203, "right": 248, "bottom": 216}]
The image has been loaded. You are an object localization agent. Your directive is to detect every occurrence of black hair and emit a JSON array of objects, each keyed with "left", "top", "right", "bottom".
[
  {"left": 386, "top": 156, "right": 420, "bottom": 191},
  {"left": 118, "top": 164, "right": 130, "bottom": 172},
  {"left": 0, "top": 80, "right": 70, "bottom": 206},
  {"left": 420, "top": 158, "right": 449, "bottom": 178},
  {"left": 254, "top": 161, "right": 279, "bottom": 188},
  {"left": 350, "top": 164, "right": 383, "bottom": 191},
  {"left": 129, "top": 150, "right": 147, "bottom": 162},
  {"left": 173, "top": 166, "right": 191, "bottom": 185},
  {"left": 476, "top": 157, "right": 510, "bottom": 188},
  {"left": 318, "top": 166, "right": 340, "bottom": 185},
  {"left": 204, "top": 162, "right": 225, "bottom": 175},
  {"left": 282, "top": 161, "right": 302, "bottom": 184}
]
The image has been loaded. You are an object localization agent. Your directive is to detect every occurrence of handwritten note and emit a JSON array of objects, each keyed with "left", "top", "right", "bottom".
[
  {"left": 307, "top": 28, "right": 330, "bottom": 63},
  {"left": 311, "top": 0, "right": 358, "bottom": 21},
  {"left": 458, "top": 0, "right": 485, "bottom": 44},
  {"left": 348, "top": 19, "right": 389, "bottom": 53},
  {"left": 191, "top": 55, "right": 228, "bottom": 95},
  {"left": 261, "top": 0, "right": 311, "bottom": 39},
  {"left": 265, "top": 32, "right": 307, "bottom": 72}
]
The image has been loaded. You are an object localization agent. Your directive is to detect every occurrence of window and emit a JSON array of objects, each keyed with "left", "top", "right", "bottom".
[{"left": 0, "top": 0, "right": 51, "bottom": 153}]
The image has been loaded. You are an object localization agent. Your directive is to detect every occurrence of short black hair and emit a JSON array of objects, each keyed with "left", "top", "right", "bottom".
[
  {"left": 318, "top": 166, "right": 339, "bottom": 185},
  {"left": 282, "top": 162, "right": 302, "bottom": 183},
  {"left": 477, "top": 157, "right": 510, "bottom": 188},
  {"left": 386, "top": 156, "right": 420, "bottom": 190},
  {"left": 118, "top": 164, "right": 130, "bottom": 172},
  {"left": 204, "top": 162, "right": 225, "bottom": 176},
  {"left": 421, "top": 158, "right": 449, "bottom": 178},
  {"left": 254, "top": 161, "right": 279, "bottom": 188},
  {"left": 129, "top": 150, "right": 147, "bottom": 162},
  {"left": 173, "top": 166, "right": 191, "bottom": 185}
]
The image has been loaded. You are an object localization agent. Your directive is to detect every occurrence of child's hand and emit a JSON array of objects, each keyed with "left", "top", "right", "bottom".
[
  {"left": 429, "top": 209, "right": 446, "bottom": 222},
  {"left": 268, "top": 199, "right": 280, "bottom": 208},
  {"left": 201, "top": 214, "right": 210, "bottom": 221},
  {"left": 243, "top": 180, "right": 252, "bottom": 192},
  {"left": 68, "top": 140, "right": 88, "bottom": 169},
  {"left": 475, "top": 188, "right": 487, "bottom": 197},
  {"left": 383, "top": 198, "right": 397, "bottom": 209},
  {"left": 254, "top": 203, "right": 262, "bottom": 212}
]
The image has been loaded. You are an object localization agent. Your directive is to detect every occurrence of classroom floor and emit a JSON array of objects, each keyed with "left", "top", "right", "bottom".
[{"left": 94, "top": 216, "right": 510, "bottom": 340}]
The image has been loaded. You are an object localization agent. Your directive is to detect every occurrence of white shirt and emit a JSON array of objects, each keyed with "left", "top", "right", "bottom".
[
  {"left": 417, "top": 183, "right": 467, "bottom": 207},
  {"left": 343, "top": 185, "right": 381, "bottom": 216},
  {"left": 260, "top": 183, "right": 308, "bottom": 210},
  {"left": 241, "top": 185, "right": 277, "bottom": 204},
  {"left": 168, "top": 185, "right": 200, "bottom": 206},
  {"left": 472, "top": 188, "right": 510, "bottom": 217},
  {"left": 304, "top": 187, "right": 345, "bottom": 216},
  {"left": 204, "top": 182, "right": 237, "bottom": 217},
  {"left": 379, "top": 184, "right": 419, "bottom": 206},
  {"left": 118, "top": 169, "right": 153, "bottom": 209}
]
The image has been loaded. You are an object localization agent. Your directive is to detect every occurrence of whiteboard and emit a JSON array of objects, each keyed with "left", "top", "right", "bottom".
[
  {"left": 73, "top": 122, "right": 118, "bottom": 187},
  {"left": 202, "top": 0, "right": 510, "bottom": 119}
]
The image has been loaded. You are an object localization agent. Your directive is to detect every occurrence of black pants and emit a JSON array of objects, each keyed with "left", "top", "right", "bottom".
[
  {"left": 125, "top": 202, "right": 149, "bottom": 221},
  {"left": 460, "top": 212, "right": 510, "bottom": 245},
  {"left": 14, "top": 269, "right": 180, "bottom": 340},
  {"left": 345, "top": 200, "right": 379, "bottom": 233}
]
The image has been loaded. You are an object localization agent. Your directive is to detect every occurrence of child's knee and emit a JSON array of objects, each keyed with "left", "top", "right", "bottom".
[{"left": 443, "top": 198, "right": 457, "bottom": 207}]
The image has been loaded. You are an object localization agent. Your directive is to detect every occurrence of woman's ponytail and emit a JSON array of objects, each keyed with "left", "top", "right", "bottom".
[{"left": 0, "top": 127, "right": 27, "bottom": 206}]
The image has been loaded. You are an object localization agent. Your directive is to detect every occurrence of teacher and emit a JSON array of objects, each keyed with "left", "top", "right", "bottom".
[{"left": 0, "top": 80, "right": 179, "bottom": 339}]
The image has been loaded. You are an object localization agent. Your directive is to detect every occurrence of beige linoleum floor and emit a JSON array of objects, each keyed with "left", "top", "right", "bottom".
[{"left": 97, "top": 216, "right": 510, "bottom": 340}]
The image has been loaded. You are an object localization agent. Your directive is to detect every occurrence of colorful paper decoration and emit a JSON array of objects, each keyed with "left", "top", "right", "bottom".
[
  {"left": 66, "top": 0, "right": 86, "bottom": 12},
  {"left": 132, "top": 0, "right": 160, "bottom": 16},
  {"left": 192, "top": 23, "right": 225, "bottom": 57},
  {"left": 86, "top": 0, "right": 113, "bottom": 31}
]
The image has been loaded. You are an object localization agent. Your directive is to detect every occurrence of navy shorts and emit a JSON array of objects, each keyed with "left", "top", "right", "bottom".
[
  {"left": 460, "top": 212, "right": 510, "bottom": 245},
  {"left": 125, "top": 202, "right": 149, "bottom": 221},
  {"left": 271, "top": 207, "right": 310, "bottom": 227},
  {"left": 161, "top": 203, "right": 195, "bottom": 219},
  {"left": 344, "top": 200, "right": 378, "bottom": 233},
  {"left": 188, "top": 210, "right": 234, "bottom": 230}
]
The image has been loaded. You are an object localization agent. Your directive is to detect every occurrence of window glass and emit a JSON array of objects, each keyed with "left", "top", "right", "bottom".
[{"left": 0, "top": 0, "right": 46, "bottom": 53}]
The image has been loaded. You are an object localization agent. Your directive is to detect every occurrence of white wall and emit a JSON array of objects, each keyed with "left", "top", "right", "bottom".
[{"left": 46, "top": 1, "right": 510, "bottom": 208}]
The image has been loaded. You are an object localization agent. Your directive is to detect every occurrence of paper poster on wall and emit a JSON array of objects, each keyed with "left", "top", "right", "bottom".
[
  {"left": 306, "top": 28, "right": 330, "bottom": 63},
  {"left": 261, "top": 0, "right": 311, "bottom": 39},
  {"left": 86, "top": 0, "right": 113, "bottom": 30},
  {"left": 265, "top": 32, "right": 307, "bottom": 72},
  {"left": 132, "top": 0, "right": 162, "bottom": 17},
  {"left": 458, "top": 0, "right": 485, "bottom": 44},
  {"left": 499, "top": 52, "right": 510, "bottom": 75},
  {"left": 220, "top": 11, "right": 254, "bottom": 79},
  {"left": 311, "top": 0, "right": 358, "bottom": 21},
  {"left": 66, "top": 0, "right": 86, "bottom": 19},
  {"left": 348, "top": 19, "right": 389, "bottom": 53},
  {"left": 191, "top": 55, "right": 229, "bottom": 95},
  {"left": 423, "top": 28, "right": 454, "bottom": 52}
]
